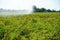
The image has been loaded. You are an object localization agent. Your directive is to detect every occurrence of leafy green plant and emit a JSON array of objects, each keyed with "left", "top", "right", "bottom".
[{"left": 0, "top": 12, "right": 60, "bottom": 40}]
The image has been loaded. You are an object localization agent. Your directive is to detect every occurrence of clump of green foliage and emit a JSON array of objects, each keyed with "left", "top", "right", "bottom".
[{"left": 0, "top": 12, "right": 60, "bottom": 40}]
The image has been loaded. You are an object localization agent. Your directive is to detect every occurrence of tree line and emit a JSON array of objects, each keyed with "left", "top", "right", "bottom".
[{"left": 33, "top": 6, "right": 60, "bottom": 12}]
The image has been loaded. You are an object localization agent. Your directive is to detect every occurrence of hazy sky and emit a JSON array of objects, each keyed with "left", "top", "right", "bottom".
[{"left": 0, "top": 0, "right": 60, "bottom": 10}]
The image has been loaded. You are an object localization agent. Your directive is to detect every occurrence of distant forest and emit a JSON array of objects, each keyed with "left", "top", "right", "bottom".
[
  {"left": 0, "top": 8, "right": 28, "bottom": 13},
  {"left": 0, "top": 6, "right": 60, "bottom": 13},
  {"left": 0, "top": 8, "right": 22, "bottom": 12},
  {"left": 33, "top": 6, "right": 60, "bottom": 12}
]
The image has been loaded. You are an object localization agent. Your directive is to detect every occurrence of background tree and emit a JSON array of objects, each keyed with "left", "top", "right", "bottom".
[
  {"left": 33, "top": 5, "right": 37, "bottom": 12},
  {"left": 40, "top": 8, "right": 46, "bottom": 12},
  {"left": 47, "top": 9, "right": 52, "bottom": 12},
  {"left": 52, "top": 9, "right": 56, "bottom": 12},
  {"left": 58, "top": 10, "right": 60, "bottom": 12}
]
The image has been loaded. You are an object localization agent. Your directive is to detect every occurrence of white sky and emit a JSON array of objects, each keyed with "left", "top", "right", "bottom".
[{"left": 0, "top": 0, "right": 60, "bottom": 10}]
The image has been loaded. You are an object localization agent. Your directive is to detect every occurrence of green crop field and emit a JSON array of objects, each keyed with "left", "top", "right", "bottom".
[{"left": 0, "top": 12, "right": 60, "bottom": 40}]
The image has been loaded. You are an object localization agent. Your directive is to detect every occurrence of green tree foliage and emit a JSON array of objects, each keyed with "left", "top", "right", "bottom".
[
  {"left": 33, "top": 5, "right": 59, "bottom": 12},
  {"left": 47, "top": 9, "right": 52, "bottom": 12}
]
